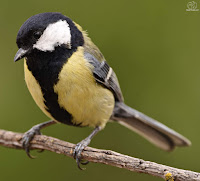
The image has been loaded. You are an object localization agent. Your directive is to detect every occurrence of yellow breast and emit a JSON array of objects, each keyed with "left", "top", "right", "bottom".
[{"left": 54, "top": 47, "right": 115, "bottom": 128}]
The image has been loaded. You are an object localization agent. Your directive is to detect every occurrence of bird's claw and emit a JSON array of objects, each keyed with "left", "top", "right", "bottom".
[
  {"left": 21, "top": 125, "right": 42, "bottom": 158},
  {"left": 73, "top": 139, "right": 90, "bottom": 170}
]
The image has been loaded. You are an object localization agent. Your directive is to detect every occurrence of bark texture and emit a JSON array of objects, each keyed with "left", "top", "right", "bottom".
[{"left": 0, "top": 129, "right": 199, "bottom": 181}]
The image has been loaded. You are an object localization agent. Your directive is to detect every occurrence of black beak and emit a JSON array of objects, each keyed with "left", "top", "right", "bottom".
[{"left": 14, "top": 48, "right": 30, "bottom": 62}]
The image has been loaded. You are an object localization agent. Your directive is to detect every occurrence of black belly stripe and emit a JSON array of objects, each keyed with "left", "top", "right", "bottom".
[{"left": 26, "top": 46, "right": 75, "bottom": 125}]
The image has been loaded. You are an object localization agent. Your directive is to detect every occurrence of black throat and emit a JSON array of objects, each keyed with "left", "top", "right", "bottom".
[{"left": 26, "top": 46, "right": 75, "bottom": 125}]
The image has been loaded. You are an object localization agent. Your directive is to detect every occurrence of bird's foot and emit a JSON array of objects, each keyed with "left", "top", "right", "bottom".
[
  {"left": 21, "top": 125, "right": 42, "bottom": 158},
  {"left": 73, "top": 138, "right": 91, "bottom": 170}
]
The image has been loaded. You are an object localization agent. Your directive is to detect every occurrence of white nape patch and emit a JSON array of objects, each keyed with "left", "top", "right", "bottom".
[{"left": 33, "top": 20, "right": 71, "bottom": 52}]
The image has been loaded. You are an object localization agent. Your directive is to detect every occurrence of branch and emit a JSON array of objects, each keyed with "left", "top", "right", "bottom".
[{"left": 0, "top": 129, "right": 199, "bottom": 181}]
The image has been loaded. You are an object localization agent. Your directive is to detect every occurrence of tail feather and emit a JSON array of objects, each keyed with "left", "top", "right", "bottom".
[{"left": 111, "top": 102, "right": 191, "bottom": 151}]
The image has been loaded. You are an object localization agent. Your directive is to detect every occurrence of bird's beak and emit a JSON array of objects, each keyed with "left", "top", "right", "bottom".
[{"left": 14, "top": 48, "right": 30, "bottom": 62}]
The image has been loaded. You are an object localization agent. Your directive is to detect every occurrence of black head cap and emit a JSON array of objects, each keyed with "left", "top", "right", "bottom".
[{"left": 15, "top": 12, "right": 84, "bottom": 54}]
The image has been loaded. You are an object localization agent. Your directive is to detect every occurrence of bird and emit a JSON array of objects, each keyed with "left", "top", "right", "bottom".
[{"left": 14, "top": 12, "right": 191, "bottom": 169}]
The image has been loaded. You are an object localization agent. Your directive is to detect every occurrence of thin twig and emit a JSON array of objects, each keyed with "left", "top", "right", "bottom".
[{"left": 0, "top": 129, "right": 199, "bottom": 181}]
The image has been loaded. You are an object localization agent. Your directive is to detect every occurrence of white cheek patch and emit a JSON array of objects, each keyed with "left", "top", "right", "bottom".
[{"left": 33, "top": 20, "right": 71, "bottom": 52}]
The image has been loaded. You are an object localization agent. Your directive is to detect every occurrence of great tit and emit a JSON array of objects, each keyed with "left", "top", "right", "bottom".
[{"left": 14, "top": 12, "right": 191, "bottom": 169}]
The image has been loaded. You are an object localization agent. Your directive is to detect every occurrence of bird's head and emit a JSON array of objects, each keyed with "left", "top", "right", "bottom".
[{"left": 14, "top": 12, "right": 84, "bottom": 62}]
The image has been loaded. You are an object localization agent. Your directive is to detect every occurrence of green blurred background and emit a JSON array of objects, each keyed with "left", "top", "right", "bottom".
[{"left": 0, "top": 0, "right": 199, "bottom": 180}]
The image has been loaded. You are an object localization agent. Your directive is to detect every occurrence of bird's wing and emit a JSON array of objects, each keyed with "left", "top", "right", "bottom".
[
  {"left": 84, "top": 51, "right": 124, "bottom": 102},
  {"left": 81, "top": 29, "right": 124, "bottom": 101}
]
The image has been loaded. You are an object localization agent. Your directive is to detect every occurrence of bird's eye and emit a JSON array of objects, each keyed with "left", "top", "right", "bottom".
[{"left": 33, "top": 31, "right": 42, "bottom": 39}]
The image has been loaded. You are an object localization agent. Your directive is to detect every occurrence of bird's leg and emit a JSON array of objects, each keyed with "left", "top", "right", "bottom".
[
  {"left": 73, "top": 126, "right": 101, "bottom": 170},
  {"left": 21, "top": 120, "right": 56, "bottom": 158}
]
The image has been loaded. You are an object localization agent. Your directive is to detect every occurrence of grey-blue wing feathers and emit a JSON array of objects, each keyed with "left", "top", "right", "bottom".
[{"left": 84, "top": 52, "right": 124, "bottom": 102}]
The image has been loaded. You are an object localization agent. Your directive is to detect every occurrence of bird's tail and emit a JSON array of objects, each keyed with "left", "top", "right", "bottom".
[{"left": 111, "top": 102, "right": 191, "bottom": 151}]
